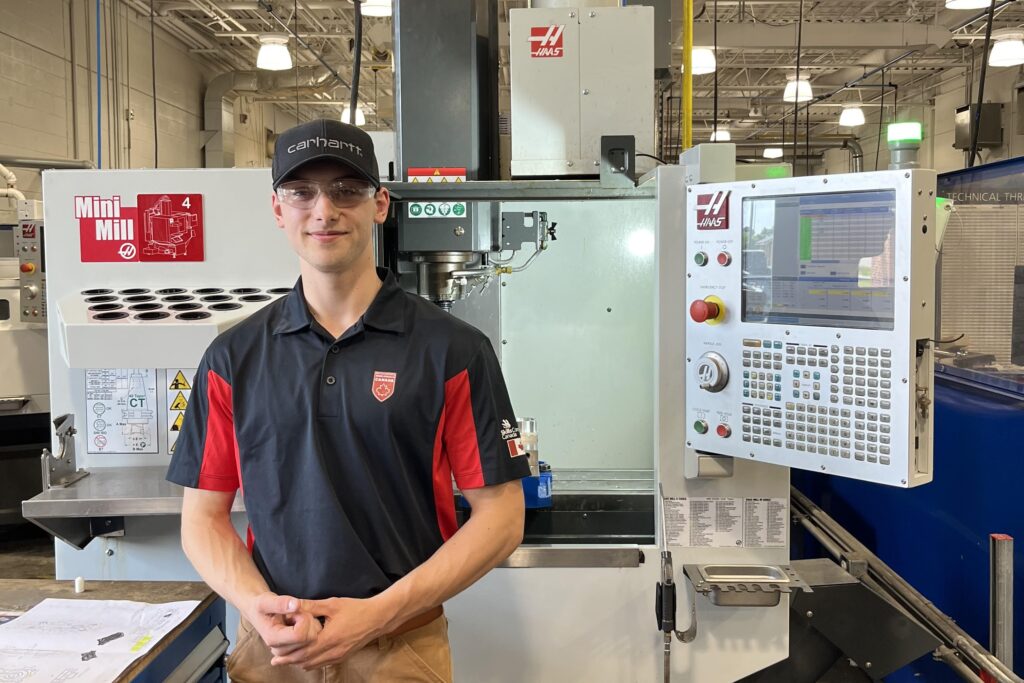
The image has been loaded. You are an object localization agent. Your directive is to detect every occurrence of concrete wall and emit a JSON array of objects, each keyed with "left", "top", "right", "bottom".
[{"left": 0, "top": 0, "right": 297, "bottom": 223}]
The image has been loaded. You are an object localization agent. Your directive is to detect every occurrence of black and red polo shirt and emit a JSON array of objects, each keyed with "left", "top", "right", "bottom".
[{"left": 166, "top": 268, "right": 530, "bottom": 600}]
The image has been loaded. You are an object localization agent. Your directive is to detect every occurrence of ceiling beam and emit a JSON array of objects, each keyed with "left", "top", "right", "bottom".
[{"left": 692, "top": 22, "right": 951, "bottom": 50}]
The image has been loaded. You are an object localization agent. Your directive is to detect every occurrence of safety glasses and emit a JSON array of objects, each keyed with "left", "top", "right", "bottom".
[{"left": 276, "top": 179, "right": 377, "bottom": 209}]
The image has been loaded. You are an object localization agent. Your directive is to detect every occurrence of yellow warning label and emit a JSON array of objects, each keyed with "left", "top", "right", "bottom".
[
  {"left": 433, "top": 169, "right": 441, "bottom": 176},
  {"left": 170, "top": 392, "right": 188, "bottom": 411},
  {"left": 169, "top": 371, "right": 191, "bottom": 391},
  {"left": 171, "top": 412, "right": 184, "bottom": 432}
]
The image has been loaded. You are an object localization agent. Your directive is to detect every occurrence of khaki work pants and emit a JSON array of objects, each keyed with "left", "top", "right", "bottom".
[{"left": 227, "top": 614, "right": 453, "bottom": 682}]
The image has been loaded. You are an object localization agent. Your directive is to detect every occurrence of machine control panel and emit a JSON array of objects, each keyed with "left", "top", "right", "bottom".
[
  {"left": 15, "top": 216, "right": 45, "bottom": 323},
  {"left": 685, "top": 171, "right": 936, "bottom": 487}
]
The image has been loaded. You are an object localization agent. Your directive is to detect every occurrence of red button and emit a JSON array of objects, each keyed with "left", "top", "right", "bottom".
[
  {"left": 716, "top": 424, "right": 732, "bottom": 438},
  {"left": 717, "top": 251, "right": 732, "bottom": 266},
  {"left": 689, "top": 299, "right": 721, "bottom": 323},
  {"left": 19, "top": 263, "right": 35, "bottom": 274}
]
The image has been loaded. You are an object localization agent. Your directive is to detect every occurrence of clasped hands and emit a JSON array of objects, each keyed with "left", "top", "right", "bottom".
[{"left": 246, "top": 591, "right": 388, "bottom": 670}]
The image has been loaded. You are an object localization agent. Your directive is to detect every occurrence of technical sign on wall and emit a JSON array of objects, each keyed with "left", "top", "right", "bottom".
[
  {"left": 86, "top": 369, "right": 159, "bottom": 454},
  {"left": 75, "top": 193, "right": 204, "bottom": 262}
]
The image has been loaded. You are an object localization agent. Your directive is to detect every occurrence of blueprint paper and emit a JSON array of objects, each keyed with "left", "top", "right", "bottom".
[{"left": 0, "top": 598, "right": 200, "bottom": 682}]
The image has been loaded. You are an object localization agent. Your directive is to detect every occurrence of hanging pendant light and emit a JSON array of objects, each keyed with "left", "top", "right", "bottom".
[
  {"left": 257, "top": 34, "right": 292, "bottom": 71},
  {"left": 989, "top": 29, "right": 1024, "bottom": 67},
  {"left": 839, "top": 105, "right": 866, "bottom": 127},
  {"left": 783, "top": 75, "right": 813, "bottom": 103},
  {"left": 710, "top": 129, "right": 731, "bottom": 142},
  {"left": 342, "top": 106, "right": 366, "bottom": 126},
  {"left": 361, "top": 0, "right": 392, "bottom": 17},
  {"left": 763, "top": 147, "right": 784, "bottom": 159},
  {"left": 945, "top": 0, "right": 992, "bottom": 8},
  {"left": 682, "top": 47, "right": 717, "bottom": 75}
]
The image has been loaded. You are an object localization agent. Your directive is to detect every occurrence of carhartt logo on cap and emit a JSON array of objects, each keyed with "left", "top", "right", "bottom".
[{"left": 286, "top": 137, "right": 363, "bottom": 157}]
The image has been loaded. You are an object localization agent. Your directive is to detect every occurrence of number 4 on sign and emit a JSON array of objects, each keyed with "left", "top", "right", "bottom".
[{"left": 182, "top": 197, "right": 191, "bottom": 209}]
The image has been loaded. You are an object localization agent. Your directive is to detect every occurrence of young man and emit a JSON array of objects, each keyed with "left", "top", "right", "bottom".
[{"left": 167, "top": 119, "right": 529, "bottom": 682}]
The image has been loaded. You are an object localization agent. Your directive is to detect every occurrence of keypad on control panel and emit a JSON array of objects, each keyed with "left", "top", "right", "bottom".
[{"left": 740, "top": 339, "right": 894, "bottom": 466}]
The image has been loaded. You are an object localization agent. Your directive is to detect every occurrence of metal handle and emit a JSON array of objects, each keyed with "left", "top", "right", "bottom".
[{"left": 0, "top": 396, "right": 30, "bottom": 412}]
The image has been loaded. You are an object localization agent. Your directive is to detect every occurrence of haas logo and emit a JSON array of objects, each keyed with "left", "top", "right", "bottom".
[
  {"left": 530, "top": 25, "right": 564, "bottom": 58},
  {"left": 696, "top": 191, "right": 730, "bottom": 230}
]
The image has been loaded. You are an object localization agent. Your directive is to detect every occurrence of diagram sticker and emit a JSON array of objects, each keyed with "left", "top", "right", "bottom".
[{"left": 86, "top": 369, "right": 159, "bottom": 454}]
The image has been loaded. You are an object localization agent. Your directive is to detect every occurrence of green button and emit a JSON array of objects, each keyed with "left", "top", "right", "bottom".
[
  {"left": 693, "top": 420, "right": 708, "bottom": 434},
  {"left": 793, "top": 370, "right": 800, "bottom": 378},
  {"left": 694, "top": 252, "right": 708, "bottom": 266},
  {"left": 813, "top": 372, "right": 821, "bottom": 380}
]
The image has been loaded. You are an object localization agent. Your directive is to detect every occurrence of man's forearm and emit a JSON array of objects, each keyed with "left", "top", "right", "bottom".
[
  {"left": 372, "top": 484, "right": 523, "bottom": 632},
  {"left": 181, "top": 508, "right": 269, "bottom": 618}
]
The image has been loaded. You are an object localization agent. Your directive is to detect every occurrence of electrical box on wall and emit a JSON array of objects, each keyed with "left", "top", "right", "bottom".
[
  {"left": 954, "top": 103, "right": 1003, "bottom": 149},
  {"left": 509, "top": 6, "right": 654, "bottom": 177}
]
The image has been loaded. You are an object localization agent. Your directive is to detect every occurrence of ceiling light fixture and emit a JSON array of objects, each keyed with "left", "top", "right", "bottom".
[
  {"left": 839, "top": 105, "right": 866, "bottom": 127},
  {"left": 361, "top": 0, "right": 392, "bottom": 17},
  {"left": 989, "top": 29, "right": 1024, "bottom": 67},
  {"left": 763, "top": 147, "right": 784, "bottom": 159},
  {"left": 342, "top": 106, "right": 367, "bottom": 126},
  {"left": 682, "top": 47, "right": 717, "bottom": 75},
  {"left": 257, "top": 34, "right": 292, "bottom": 71},
  {"left": 710, "top": 129, "right": 731, "bottom": 142},
  {"left": 944, "top": 0, "right": 992, "bottom": 8},
  {"left": 783, "top": 75, "right": 813, "bottom": 103}
]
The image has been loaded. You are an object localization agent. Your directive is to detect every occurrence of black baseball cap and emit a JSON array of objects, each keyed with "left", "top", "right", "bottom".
[{"left": 272, "top": 118, "right": 380, "bottom": 190}]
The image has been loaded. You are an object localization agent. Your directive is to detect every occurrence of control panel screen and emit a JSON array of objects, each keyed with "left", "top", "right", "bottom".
[{"left": 741, "top": 190, "right": 896, "bottom": 330}]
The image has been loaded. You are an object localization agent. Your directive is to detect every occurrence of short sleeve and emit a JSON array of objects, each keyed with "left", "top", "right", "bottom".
[
  {"left": 443, "top": 340, "right": 532, "bottom": 490},
  {"left": 166, "top": 357, "right": 240, "bottom": 492}
]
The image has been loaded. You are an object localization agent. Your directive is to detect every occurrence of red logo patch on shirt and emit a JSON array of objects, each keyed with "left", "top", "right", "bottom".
[
  {"left": 507, "top": 438, "right": 525, "bottom": 457},
  {"left": 372, "top": 371, "right": 396, "bottom": 403}
]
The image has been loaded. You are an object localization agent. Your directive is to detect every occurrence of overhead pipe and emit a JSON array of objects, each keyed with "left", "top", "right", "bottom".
[
  {"left": 683, "top": 0, "right": 693, "bottom": 150},
  {"left": 734, "top": 139, "right": 863, "bottom": 172},
  {"left": 0, "top": 189, "right": 27, "bottom": 202},
  {"left": 0, "top": 156, "right": 96, "bottom": 170},
  {"left": 0, "top": 164, "right": 17, "bottom": 187}
]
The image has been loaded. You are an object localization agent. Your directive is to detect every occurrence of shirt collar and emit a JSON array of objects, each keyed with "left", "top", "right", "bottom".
[{"left": 272, "top": 268, "right": 407, "bottom": 336}]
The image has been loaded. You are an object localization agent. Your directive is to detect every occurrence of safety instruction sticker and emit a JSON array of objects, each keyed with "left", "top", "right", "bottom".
[
  {"left": 75, "top": 193, "right": 204, "bottom": 262},
  {"left": 406, "top": 167, "right": 466, "bottom": 219},
  {"left": 86, "top": 369, "right": 159, "bottom": 454},
  {"left": 663, "top": 497, "right": 787, "bottom": 548},
  {"left": 166, "top": 369, "right": 196, "bottom": 455}
]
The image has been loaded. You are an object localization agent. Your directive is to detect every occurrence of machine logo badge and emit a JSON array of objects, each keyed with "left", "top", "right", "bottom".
[
  {"left": 118, "top": 242, "right": 137, "bottom": 260},
  {"left": 529, "top": 25, "right": 564, "bottom": 58},
  {"left": 372, "top": 371, "right": 397, "bottom": 403},
  {"left": 696, "top": 191, "right": 730, "bottom": 230}
]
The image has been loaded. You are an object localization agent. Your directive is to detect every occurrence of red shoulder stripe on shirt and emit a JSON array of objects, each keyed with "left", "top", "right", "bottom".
[
  {"left": 197, "top": 369, "right": 242, "bottom": 492},
  {"left": 444, "top": 369, "right": 485, "bottom": 489}
]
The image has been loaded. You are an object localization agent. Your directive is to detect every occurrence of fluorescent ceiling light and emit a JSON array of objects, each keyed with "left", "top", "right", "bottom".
[
  {"left": 989, "top": 29, "right": 1024, "bottom": 67},
  {"left": 710, "top": 129, "right": 731, "bottom": 142},
  {"left": 839, "top": 105, "right": 866, "bottom": 127},
  {"left": 887, "top": 121, "right": 923, "bottom": 144},
  {"left": 945, "top": 0, "right": 992, "bottom": 8},
  {"left": 342, "top": 106, "right": 367, "bottom": 126},
  {"left": 682, "top": 47, "right": 717, "bottom": 75},
  {"left": 763, "top": 147, "right": 784, "bottom": 159},
  {"left": 361, "top": 0, "right": 392, "bottom": 17},
  {"left": 783, "top": 77, "right": 813, "bottom": 103},
  {"left": 257, "top": 34, "right": 292, "bottom": 71}
]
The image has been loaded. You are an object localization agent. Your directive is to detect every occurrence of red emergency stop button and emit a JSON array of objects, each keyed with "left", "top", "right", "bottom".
[
  {"left": 716, "top": 424, "right": 732, "bottom": 438},
  {"left": 690, "top": 299, "right": 721, "bottom": 323},
  {"left": 717, "top": 251, "right": 732, "bottom": 266},
  {"left": 20, "top": 263, "right": 35, "bottom": 274}
]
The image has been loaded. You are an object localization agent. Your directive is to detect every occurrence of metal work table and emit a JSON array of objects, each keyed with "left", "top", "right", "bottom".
[
  {"left": 0, "top": 579, "right": 227, "bottom": 682},
  {"left": 24, "top": 466, "right": 653, "bottom": 567}
]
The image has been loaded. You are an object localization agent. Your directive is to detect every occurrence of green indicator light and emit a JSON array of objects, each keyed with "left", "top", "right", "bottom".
[
  {"left": 765, "top": 165, "right": 789, "bottom": 179},
  {"left": 887, "top": 121, "right": 922, "bottom": 144},
  {"left": 694, "top": 251, "right": 709, "bottom": 266},
  {"left": 693, "top": 420, "right": 708, "bottom": 434}
]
